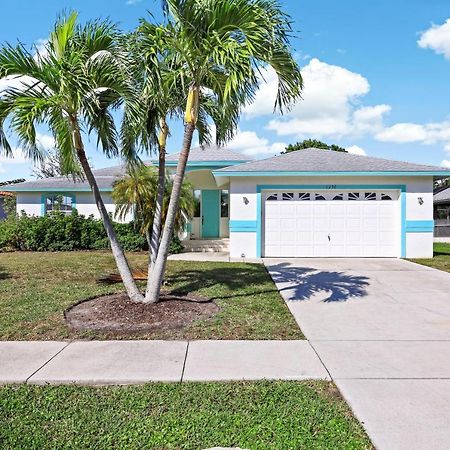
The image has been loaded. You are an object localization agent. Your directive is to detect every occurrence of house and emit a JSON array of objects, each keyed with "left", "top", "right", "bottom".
[
  {"left": 3, "top": 146, "right": 450, "bottom": 258},
  {"left": 434, "top": 184, "right": 450, "bottom": 238}
]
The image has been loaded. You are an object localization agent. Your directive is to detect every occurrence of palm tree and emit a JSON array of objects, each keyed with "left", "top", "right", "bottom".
[
  {"left": 0, "top": 12, "right": 144, "bottom": 301},
  {"left": 141, "top": 0, "right": 303, "bottom": 303},
  {"left": 123, "top": 30, "right": 231, "bottom": 300},
  {"left": 112, "top": 164, "right": 194, "bottom": 241}
]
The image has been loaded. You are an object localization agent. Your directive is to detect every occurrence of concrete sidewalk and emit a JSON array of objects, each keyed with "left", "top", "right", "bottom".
[{"left": 0, "top": 340, "right": 329, "bottom": 385}]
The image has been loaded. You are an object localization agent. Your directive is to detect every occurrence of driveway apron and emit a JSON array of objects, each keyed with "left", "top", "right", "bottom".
[{"left": 265, "top": 258, "right": 450, "bottom": 450}]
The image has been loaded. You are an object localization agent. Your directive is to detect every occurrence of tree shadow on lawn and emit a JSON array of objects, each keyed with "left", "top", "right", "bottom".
[
  {"left": 0, "top": 266, "right": 11, "bottom": 281},
  {"left": 167, "top": 263, "right": 370, "bottom": 303}
]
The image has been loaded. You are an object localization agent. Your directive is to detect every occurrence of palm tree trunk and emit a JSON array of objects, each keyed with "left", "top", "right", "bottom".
[
  {"left": 146, "top": 143, "right": 165, "bottom": 279},
  {"left": 70, "top": 116, "right": 144, "bottom": 302},
  {"left": 145, "top": 122, "right": 195, "bottom": 303}
]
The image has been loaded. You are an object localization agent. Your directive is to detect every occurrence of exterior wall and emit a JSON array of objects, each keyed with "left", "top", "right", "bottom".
[
  {"left": 16, "top": 193, "right": 42, "bottom": 216},
  {"left": 16, "top": 191, "right": 132, "bottom": 223},
  {"left": 74, "top": 192, "right": 133, "bottom": 222},
  {"left": 228, "top": 175, "right": 434, "bottom": 259}
]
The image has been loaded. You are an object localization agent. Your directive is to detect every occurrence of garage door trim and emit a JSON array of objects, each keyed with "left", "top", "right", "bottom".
[{"left": 255, "top": 184, "right": 406, "bottom": 258}]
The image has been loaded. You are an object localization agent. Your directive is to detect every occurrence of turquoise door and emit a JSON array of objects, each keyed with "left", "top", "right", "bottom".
[{"left": 201, "top": 190, "right": 220, "bottom": 238}]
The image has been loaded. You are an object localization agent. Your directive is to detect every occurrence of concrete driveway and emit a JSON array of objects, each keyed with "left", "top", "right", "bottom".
[{"left": 265, "top": 258, "right": 450, "bottom": 450}]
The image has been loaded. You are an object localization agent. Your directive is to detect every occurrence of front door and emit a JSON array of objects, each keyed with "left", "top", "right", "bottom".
[{"left": 201, "top": 190, "right": 220, "bottom": 238}]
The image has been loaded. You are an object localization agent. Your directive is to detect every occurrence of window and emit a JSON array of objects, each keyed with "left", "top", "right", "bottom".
[
  {"left": 193, "top": 190, "right": 201, "bottom": 217},
  {"left": 45, "top": 195, "right": 73, "bottom": 215},
  {"left": 332, "top": 193, "right": 344, "bottom": 201},
  {"left": 298, "top": 193, "right": 310, "bottom": 201},
  {"left": 282, "top": 192, "right": 294, "bottom": 201},
  {"left": 381, "top": 193, "right": 393, "bottom": 200},
  {"left": 348, "top": 192, "right": 359, "bottom": 201},
  {"left": 364, "top": 192, "right": 376, "bottom": 201},
  {"left": 267, "top": 193, "right": 278, "bottom": 201},
  {"left": 315, "top": 193, "right": 326, "bottom": 200},
  {"left": 221, "top": 190, "right": 229, "bottom": 218}
]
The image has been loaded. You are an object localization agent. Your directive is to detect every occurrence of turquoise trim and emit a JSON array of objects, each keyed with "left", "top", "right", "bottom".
[
  {"left": 40, "top": 194, "right": 46, "bottom": 217},
  {"left": 229, "top": 220, "right": 257, "bottom": 232},
  {"left": 213, "top": 170, "right": 449, "bottom": 177},
  {"left": 405, "top": 220, "right": 434, "bottom": 233},
  {"left": 40, "top": 192, "right": 77, "bottom": 216},
  {"left": 254, "top": 184, "right": 407, "bottom": 258}
]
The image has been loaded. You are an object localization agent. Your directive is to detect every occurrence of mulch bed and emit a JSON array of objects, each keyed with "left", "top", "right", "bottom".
[{"left": 65, "top": 293, "right": 219, "bottom": 337}]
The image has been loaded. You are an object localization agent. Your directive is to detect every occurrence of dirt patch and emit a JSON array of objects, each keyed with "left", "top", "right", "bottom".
[{"left": 65, "top": 293, "right": 219, "bottom": 337}]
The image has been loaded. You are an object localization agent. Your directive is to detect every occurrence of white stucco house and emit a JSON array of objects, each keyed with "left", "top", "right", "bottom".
[{"left": 4, "top": 146, "right": 450, "bottom": 259}]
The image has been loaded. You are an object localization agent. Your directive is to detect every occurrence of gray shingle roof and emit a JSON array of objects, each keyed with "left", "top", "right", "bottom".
[
  {"left": 434, "top": 186, "right": 450, "bottom": 203},
  {"left": 165, "top": 145, "right": 251, "bottom": 162},
  {"left": 1, "top": 161, "right": 151, "bottom": 192},
  {"left": 215, "top": 148, "right": 450, "bottom": 174}
]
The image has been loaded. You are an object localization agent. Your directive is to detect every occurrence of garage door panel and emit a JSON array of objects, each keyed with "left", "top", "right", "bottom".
[
  {"left": 296, "top": 218, "right": 313, "bottom": 228},
  {"left": 314, "top": 217, "right": 330, "bottom": 231},
  {"left": 280, "top": 231, "right": 296, "bottom": 242},
  {"left": 263, "top": 191, "right": 399, "bottom": 258}
]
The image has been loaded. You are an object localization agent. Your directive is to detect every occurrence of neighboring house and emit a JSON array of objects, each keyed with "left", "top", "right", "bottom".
[
  {"left": 434, "top": 185, "right": 450, "bottom": 237},
  {"left": 3, "top": 146, "right": 450, "bottom": 258}
]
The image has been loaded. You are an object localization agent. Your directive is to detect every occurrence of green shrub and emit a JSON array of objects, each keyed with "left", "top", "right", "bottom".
[
  {"left": 0, "top": 211, "right": 149, "bottom": 252},
  {"left": 0, "top": 211, "right": 185, "bottom": 253},
  {"left": 169, "top": 236, "right": 184, "bottom": 254}
]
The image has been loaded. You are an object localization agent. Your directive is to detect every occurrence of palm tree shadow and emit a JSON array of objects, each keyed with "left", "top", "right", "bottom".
[
  {"left": 0, "top": 266, "right": 11, "bottom": 281},
  {"left": 269, "top": 263, "right": 370, "bottom": 302},
  {"left": 165, "top": 263, "right": 369, "bottom": 303}
]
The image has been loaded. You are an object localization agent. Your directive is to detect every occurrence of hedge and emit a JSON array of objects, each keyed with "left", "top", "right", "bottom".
[{"left": 0, "top": 210, "right": 183, "bottom": 253}]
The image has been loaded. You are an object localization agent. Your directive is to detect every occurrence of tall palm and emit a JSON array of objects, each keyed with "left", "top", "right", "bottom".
[
  {"left": 112, "top": 164, "right": 194, "bottom": 239},
  {"left": 142, "top": 0, "right": 303, "bottom": 303},
  {"left": 123, "top": 30, "right": 228, "bottom": 301},
  {"left": 0, "top": 12, "right": 144, "bottom": 301}
]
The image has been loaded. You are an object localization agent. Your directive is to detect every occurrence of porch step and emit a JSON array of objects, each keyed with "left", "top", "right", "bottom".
[{"left": 183, "top": 238, "right": 229, "bottom": 253}]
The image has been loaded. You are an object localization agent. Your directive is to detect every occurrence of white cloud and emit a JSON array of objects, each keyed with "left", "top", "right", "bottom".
[
  {"left": 441, "top": 159, "right": 450, "bottom": 168},
  {"left": 126, "top": 0, "right": 143, "bottom": 4},
  {"left": 375, "top": 121, "right": 450, "bottom": 147},
  {"left": 36, "top": 132, "right": 55, "bottom": 150},
  {"left": 246, "top": 58, "right": 390, "bottom": 140},
  {"left": 346, "top": 145, "right": 367, "bottom": 156},
  {"left": 228, "top": 129, "right": 286, "bottom": 157},
  {"left": 0, "top": 147, "right": 28, "bottom": 164},
  {"left": 352, "top": 104, "right": 391, "bottom": 134},
  {"left": 418, "top": 19, "right": 450, "bottom": 59},
  {"left": 0, "top": 147, "right": 30, "bottom": 175},
  {"left": 0, "top": 75, "right": 36, "bottom": 95},
  {"left": 375, "top": 123, "right": 428, "bottom": 143}
]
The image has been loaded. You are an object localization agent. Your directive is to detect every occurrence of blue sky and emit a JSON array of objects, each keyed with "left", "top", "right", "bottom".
[{"left": 1, "top": 0, "right": 450, "bottom": 181}]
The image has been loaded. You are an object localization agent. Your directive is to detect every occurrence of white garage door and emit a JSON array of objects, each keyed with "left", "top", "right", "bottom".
[{"left": 263, "top": 190, "right": 400, "bottom": 257}]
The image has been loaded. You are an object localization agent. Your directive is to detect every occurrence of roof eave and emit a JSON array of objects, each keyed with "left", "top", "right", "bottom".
[
  {"left": 2, "top": 186, "right": 110, "bottom": 192},
  {"left": 212, "top": 170, "right": 450, "bottom": 177},
  {"left": 155, "top": 160, "right": 251, "bottom": 167}
]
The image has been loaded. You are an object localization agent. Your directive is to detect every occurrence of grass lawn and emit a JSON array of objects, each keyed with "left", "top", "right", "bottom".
[
  {"left": 411, "top": 242, "right": 450, "bottom": 273},
  {"left": 0, "top": 381, "right": 372, "bottom": 450},
  {"left": 0, "top": 251, "right": 302, "bottom": 340}
]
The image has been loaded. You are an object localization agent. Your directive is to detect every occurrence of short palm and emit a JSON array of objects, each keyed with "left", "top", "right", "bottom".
[{"left": 112, "top": 165, "right": 194, "bottom": 236}]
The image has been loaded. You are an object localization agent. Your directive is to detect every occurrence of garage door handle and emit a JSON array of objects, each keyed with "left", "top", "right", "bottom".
[{"left": 328, "top": 234, "right": 331, "bottom": 241}]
